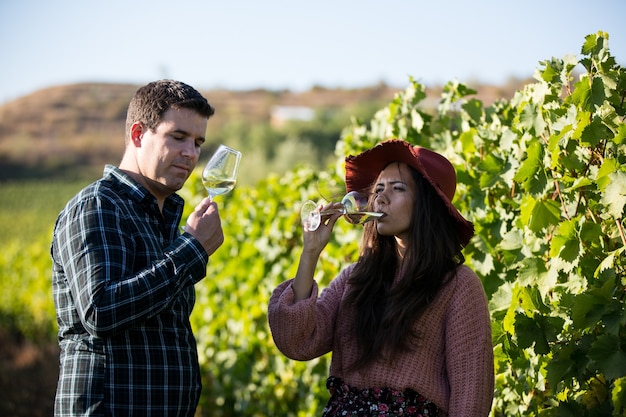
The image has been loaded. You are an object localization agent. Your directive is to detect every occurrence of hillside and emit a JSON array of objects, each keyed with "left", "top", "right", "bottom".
[{"left": 0, "top": 79, "right": 529, "bottom": 181}]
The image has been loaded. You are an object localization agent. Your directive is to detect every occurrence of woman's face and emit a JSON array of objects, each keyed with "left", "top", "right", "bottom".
[{"left": 373, "top": 162, "right": 416, "bottom": 242}]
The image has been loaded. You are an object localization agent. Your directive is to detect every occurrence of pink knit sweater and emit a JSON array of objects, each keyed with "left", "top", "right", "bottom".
[{"left": 268, "top": 264, "right": 494, "bottom": 417}]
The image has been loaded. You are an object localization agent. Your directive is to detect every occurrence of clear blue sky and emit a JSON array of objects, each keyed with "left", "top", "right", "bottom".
[{"left": 1, "top": 0, "right": 624, "bottom": 104}]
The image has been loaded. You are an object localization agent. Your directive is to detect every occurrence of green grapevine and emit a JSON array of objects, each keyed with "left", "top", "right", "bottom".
[{"left": 1, "top": 31, "right": 623, "bottom": 417}]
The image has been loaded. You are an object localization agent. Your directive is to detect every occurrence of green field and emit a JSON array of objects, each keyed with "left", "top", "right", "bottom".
[
  {"left": 0, "top": 179, "right": 91, "bottom": 247},
  {"left": 0, "top": 179, "right": 91, "bottom": 340}
]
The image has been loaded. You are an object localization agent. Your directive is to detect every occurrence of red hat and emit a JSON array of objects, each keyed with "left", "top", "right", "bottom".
[{"left": 344, "top": 139, "right": 474, "bottom": 246}]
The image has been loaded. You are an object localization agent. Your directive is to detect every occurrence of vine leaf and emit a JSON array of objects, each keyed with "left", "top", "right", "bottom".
[
  {"left": 580, "top": 116, "right": 607, "bottom": 147},
  {"left": 615, "top": 123, "right": 626, "bottom": 145},
  {"left": 514, "top": 141, "right": 548, "bottom": 194},
  {"left": 601, "top": 171, "right": 626, "bottom": 218},
  {"left": 546, "top": 344, "right": 577, "bottom": 384},
  {"left": 515, "top": 314, "right": 549, "bottom": 353},
  {"left": 518, "top": 102, "right": 546, "bottom": 135},
  {"left": 550, "top": 219, "right": 582, "bottom": 263},
  {"left": 520, "top": 196, "right": 561, "bottom": 233},
  {"left": 595, "top": 247, "right": 626, "bottom": 277},
  {"left": 589, "top": 335, "right": 626, "bottom": 380}
]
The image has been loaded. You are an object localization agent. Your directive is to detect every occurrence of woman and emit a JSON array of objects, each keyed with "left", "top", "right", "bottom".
[{"left": 268, "top": 139, "right": 494, "bottom": 416}]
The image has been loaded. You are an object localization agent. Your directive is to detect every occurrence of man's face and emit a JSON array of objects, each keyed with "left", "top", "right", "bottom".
[{"left": 133, "top": 107, "right": 207, "bottom": 200}]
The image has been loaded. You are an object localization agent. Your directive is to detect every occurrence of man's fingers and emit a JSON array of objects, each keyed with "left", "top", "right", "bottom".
[{"left": 194, "top": 197, "right": 212, "bottom": 214}]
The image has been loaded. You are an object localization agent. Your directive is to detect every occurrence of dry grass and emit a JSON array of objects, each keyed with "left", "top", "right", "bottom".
[{"left": 0, "top": 79, "right": 530, "bottom": 181}]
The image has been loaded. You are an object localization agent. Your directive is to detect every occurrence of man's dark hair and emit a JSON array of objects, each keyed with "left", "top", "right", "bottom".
[{"left": 125, "top": 79, "right": 215, "bottom": 143}]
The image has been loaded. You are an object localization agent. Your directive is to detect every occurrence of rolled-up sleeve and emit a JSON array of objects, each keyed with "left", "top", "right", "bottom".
[{"left": 268, "top": 267, "right": 351, "bottom": 361}]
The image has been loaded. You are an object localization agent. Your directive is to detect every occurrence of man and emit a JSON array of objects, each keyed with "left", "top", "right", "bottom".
[{"left": 51, "top": 80, "right": 224, "bottom": 416}]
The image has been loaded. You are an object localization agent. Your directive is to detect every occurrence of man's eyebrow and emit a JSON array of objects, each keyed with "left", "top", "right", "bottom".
[
  {"left": 168, "top": 128, "right": 188, "bottom": 136},
  {"left": 171, "top": 128, "right": 205, "bottom": 143}
]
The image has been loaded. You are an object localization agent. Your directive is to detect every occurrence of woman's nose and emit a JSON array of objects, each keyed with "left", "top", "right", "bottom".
[{"left": 375, "top": 192, "right": 387, "bottom": 206}]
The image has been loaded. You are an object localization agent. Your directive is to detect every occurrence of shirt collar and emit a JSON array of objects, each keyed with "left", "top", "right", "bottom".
[{"left": 103, "top": 164, "right": 185, "bottom": 208}]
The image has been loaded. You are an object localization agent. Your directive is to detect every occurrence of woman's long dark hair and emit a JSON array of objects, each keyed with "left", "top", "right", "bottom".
[{"left": 345, "top": 164, "right": 465, "bottom": 370}]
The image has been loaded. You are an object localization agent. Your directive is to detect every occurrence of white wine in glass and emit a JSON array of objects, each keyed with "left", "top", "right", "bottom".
[
  {"left": 202, "top": 145, "right": 242, "bottom": 199},
  {"left": 300, "top": 191, "right": 383, "bottom": 231}
]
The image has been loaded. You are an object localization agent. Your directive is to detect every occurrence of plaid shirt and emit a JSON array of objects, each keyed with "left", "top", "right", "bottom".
[{"left": 51, "top": 165, "right": 209, "bottom": 416}]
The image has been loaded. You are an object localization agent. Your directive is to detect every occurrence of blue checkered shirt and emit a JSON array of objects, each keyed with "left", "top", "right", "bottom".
[{"left": 51, "top": 165, "right": 209, "bottom": 416}]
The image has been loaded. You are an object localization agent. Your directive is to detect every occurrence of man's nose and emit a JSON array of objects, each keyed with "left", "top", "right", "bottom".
[{"left": 181, "top": 140, "right": 198, "bottom": 159}]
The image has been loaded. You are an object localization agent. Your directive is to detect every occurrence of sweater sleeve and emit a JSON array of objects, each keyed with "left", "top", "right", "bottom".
[
  {"left": 268, "top": 269, "right": 349, "bottom": 361},
  {"left": 445, "top": 266, "right": 494, "bottom": 417}
]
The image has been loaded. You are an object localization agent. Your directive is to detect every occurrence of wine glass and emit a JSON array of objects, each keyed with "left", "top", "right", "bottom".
[
  {"left": 202, "top": 145, "right": 242, "bottom": 200},
  {"left": 300, "top": 191, "right": 383, "bottom": 231}
]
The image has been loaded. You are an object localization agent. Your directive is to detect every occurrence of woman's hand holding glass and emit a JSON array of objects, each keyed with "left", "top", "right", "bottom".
[{"left": 300, "top": 191, "right": 382, "bottom": 231}]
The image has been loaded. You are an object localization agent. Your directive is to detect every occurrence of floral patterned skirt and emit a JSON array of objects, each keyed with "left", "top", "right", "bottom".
[{"left": 322, "top": 376, "right": 439, "bottom": 417}]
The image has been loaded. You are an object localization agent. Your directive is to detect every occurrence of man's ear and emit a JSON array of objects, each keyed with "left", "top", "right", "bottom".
[{"left": 129, "top": 122, "right": 145, "bottom": 147}]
